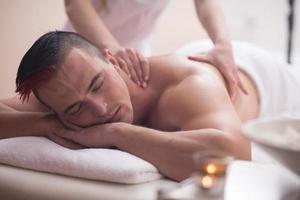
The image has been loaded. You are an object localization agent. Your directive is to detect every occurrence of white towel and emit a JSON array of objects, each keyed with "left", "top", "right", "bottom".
[
  {"left": 226, "top": 161, "right": 300, "bottom": 200},
  {"left": 0, "top": 136, "right": 162, "bottom": 184}
]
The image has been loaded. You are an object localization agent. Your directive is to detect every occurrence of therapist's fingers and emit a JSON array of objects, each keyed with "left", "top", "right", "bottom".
[
  {"left": 225, "top": 68, "right": 248, "bottom": 100},
  {"left": 116, "top": 57, "right": 130, "bottom": 76},
  {"left": 119, "top": 52, "right": 140, "bottom": 85},
  {"left": 136, "top": 52, "right": 150, "bottom": 82},
  {"left": 127, "top": 48, "right": 144, "bottom": 87},
  {"left": 188, "top": 54, "right": 213, "bottom": 64},
  {"left": 237, "top": 76, "right": 248, "bottom": 95},
  {"left": 220, "top": 66, "right": 239, "bottom": 100},
  {"left": 226, "top": 78, "right": 238, "bottom": 100},
  {"left": 222, "top": 66, "right": 248, "bottom": 99}
]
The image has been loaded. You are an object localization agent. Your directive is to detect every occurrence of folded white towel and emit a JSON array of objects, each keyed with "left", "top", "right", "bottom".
[
  {"left": 0, "top": 136, "right": 162, "bottom": 184},
  {"left": 226, "top": 161, "right": 300, "bottom": 200}
]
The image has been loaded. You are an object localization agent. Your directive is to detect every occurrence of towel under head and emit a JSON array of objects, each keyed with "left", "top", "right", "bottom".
[{"left": 0, "top": 136, "right": 162, "bottom": 184}]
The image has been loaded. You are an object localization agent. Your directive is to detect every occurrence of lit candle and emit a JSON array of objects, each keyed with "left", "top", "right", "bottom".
[
  {"left": 193, "top": 152, "right": 233, "bottom": 196},
  {"left": 206, "top": 163, "right": 217, "bottom": 174},
  {"left": 200, "top": 175, "right": 215, "bottom": 189},
  {"left": 200, "top": 162, "right": 227, "bottom": 177}
]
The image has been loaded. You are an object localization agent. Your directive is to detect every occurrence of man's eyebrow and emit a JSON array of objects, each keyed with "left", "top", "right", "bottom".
[{"left": 63, "top": 72, "right": 102, "bottom": 114}]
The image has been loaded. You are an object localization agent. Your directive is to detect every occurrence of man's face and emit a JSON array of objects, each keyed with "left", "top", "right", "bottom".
[{"left": 36, "top": 48, "right": 133, "bottom": 128}]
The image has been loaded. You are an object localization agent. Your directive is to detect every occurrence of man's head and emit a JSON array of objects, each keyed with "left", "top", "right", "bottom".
[{"left": 16, "top": 31, "right": 133, "bottom": 127}]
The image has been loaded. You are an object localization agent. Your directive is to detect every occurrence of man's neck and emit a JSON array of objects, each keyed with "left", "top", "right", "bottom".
[{"left": 119, "top": 70, "right": 162, "bottom": 125}]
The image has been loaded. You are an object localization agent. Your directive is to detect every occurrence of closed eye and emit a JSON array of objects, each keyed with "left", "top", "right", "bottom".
[
  {"left": 92, "top": 81, "right": 104, "bottom": 92},
  {"left": 69, "top": 103, "right": 83, "bottom": 115}
]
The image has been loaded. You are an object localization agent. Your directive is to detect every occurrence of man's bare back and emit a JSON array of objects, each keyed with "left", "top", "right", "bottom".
[{"left": 135, "top": 54, "right": 259, "bottom": 131}]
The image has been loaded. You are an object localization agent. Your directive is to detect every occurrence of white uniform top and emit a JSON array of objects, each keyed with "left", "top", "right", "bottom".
[{"left": 63, "top": 0, "right": 170, "bottom": 56}]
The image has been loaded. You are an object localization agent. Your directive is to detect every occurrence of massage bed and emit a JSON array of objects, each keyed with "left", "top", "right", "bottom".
[
  {"left": 0, "top": 119, "right": 299, "bottom": 200},
  {"left": 0, "top": 157, "right": 299, "bottom": 199},
  {"left": 1, "top": 115, "right": 299, "bottom": 200},
  {"left": 0, "top": 136, "right": 176, "bottom": 200},
  {"left": 0, "top": 164, "right": 176, "bottom": 200}
]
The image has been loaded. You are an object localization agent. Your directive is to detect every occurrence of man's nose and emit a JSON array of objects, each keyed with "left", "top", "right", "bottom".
[{"left": 87, "top": 96, "right": 108, "bottom": 116}]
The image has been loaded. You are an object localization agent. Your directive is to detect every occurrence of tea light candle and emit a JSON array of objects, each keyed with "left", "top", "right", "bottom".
[
  {"left": 200, "top": 161, "right": 227, "bottom": 177},
  {"left": 200, "top": 175, "right": 215, "bottom": 189}
]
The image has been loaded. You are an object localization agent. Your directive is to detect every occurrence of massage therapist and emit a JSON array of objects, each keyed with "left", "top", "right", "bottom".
[{"left": 63, "top": 0, "right": 247, "bottom": 98}]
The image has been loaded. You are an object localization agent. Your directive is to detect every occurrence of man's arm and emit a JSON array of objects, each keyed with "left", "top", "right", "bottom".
[
  {"left": 0, "top": 95, "right": 50, "bottom": 139},
  {"left": 0, "top": 109, "right": 48, "bottom": 139},
  {"left": 0, "top": 95, "right": 83, "bottom": 148},
  {"left": 113, "top": 124, "right": 248, "bottom": 181},
  {"left": 57, "top": 114, "right": 248, "bottom": 181}
]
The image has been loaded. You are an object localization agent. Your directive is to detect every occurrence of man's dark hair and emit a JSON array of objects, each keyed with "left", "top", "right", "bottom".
[{"left": 16, "top": 31, "right": 105, "bottom": 102}]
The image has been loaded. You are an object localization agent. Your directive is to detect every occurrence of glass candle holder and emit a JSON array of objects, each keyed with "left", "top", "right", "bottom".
[{"left": 193, "top": 151, "right": 234, "bottom": 198}]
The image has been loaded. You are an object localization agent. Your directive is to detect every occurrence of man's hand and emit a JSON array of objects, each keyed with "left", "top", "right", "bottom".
[
  {"left": 54, "top": 122, "right": 124, "bottom": 148},
  {"left": 188, "top": 43, "right": 248, "bottom": 99},
  {"left": 41, "top": 114, "right": 85, "bottom": 149},
  {"left": 104, "top": 48, "right": 150, "bottom": 88}
]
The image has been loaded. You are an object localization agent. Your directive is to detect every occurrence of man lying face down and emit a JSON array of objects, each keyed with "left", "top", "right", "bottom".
[{"left": 0, "top": 31, "right": 262, "bottom": 181}]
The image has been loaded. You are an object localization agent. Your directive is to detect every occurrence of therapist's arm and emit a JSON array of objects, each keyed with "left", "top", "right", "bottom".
[
  {"left": 65, "top": 0, "right": 119, "bottom": 53},
  {"left": 194, "top": 0, "right": 230, "bottom": 47},
  {"left": 193, "top": 0, "right": 247, "bottom": 98},
  {"left": 64, "top": 0, "right": 150, "bottom": 86}
]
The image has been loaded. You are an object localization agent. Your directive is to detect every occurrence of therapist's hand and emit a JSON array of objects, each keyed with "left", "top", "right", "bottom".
[
  {"left": 188, "top": 44, "right": 248, "bottom": 99},
  {"left": 104, "top": 48, "right": 150, "bottom": 88}
]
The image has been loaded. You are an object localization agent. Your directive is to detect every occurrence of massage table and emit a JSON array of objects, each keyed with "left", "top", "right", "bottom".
[
  {"left": 1, "top": 160, "right": 299, "bottom": 200},
  {"left": 0, "top": 163, "right": 176, "bottom": 200}
]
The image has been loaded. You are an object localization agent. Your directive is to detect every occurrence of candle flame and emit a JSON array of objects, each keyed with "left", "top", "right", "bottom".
[
  {"left": 206, "top": 164, "right": 217, "bottom": 174},
  {"left": 201, "top": 175, "right": 214, "bottom": 189}
]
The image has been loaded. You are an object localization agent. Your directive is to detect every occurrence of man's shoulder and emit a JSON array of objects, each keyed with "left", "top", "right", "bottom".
[
  {"left": 150, "top": 54, "right": 227, "bottom": 114},
  {"left": 149, "top": 54, "right": 224, "bottom": 83},
  {"left": 160, "top": 72, "right": 226, "bottom": 109}
]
